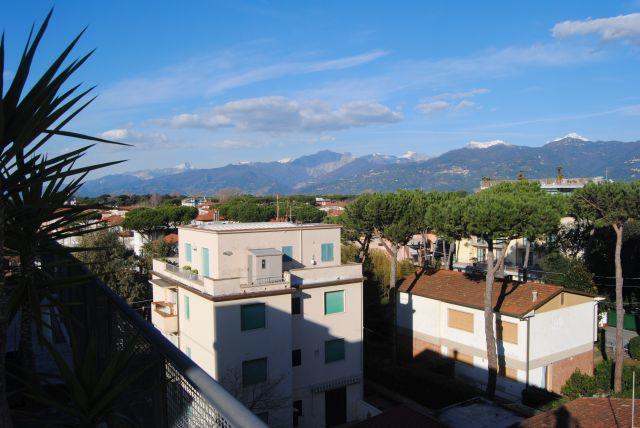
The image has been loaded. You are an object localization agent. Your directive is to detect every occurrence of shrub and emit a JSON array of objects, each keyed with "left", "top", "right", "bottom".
[
  {"left": 522, "top": 386, "right": 562, "bottom": 408},
  {"left": 182, "top": 265, "right": 191, "bottom": 271},
  {"left": 594, "top": 360, "right": 613, "bottom": 391},
  {"left": 629, "top": 336, "right": 640, "bottom": 360},
  {"left": 561, "top": 370, "right": 597, "bottom": 399}
]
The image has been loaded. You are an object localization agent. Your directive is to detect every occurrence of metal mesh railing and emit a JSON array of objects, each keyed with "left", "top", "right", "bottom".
[{"left": 48, "top": 245, "right": 267, "bottom": 428}]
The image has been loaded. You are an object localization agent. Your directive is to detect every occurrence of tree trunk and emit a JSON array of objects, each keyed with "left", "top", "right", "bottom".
[
  {"left": 421, "top": 233, "right": 428, "bottom": 267},
  {"left": 522, "top": 238, "right": 531, "bottom": 282},
  {"left": 389, "top": 243, "right": 398, "bottom": 366},
  {"left": 613, "top": 223, "right": 624, "bottom": 394},
  {"left": 0, "top": 195, "right": 13, "bottom": 428},
  {"left": 442, "top": 242, "right": 447, "bottom": 270},
  {"left": 446, "top": 240, "right": 454, "bottom": 269},
  {"left": 484, "top": 240, "right": 499, "bottom": 398}
]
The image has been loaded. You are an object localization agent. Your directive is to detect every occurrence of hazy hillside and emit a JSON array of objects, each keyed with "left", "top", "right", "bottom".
[{"left": 79, "top": 136, "right": 640, "bottom": 196}]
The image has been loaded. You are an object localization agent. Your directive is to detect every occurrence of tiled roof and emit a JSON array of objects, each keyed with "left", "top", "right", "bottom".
[
  {"left": 163, "top": 233, "right": 179, "bottom": 244},
  {"left": 103, "top": 214, "right": 124, "bottom": 226},
  {"left": 517, "top": 398, "right": 640, "bottom": 428},
  {"left": 196, "top": 210, "right": 215, "bottom": 221},
  {"left": 398, "top": 269, "right": 567, "bottom": 317}
]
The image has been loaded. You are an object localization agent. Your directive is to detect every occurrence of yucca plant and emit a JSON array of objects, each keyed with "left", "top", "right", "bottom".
[
  {"left": 1, "top": 10, "right": 129, "bottom": 426},
  {"left": 9, "top": 330, "right": 156, "bottom": 427}
]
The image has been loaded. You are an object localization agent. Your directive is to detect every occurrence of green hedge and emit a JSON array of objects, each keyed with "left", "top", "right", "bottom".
[{"left": 629, "top": 336, "right": 640, "bottom": 360}]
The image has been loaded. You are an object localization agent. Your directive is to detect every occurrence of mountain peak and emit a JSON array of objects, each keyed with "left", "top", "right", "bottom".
[
  {"left": 548, "top": 133, "right": 590, "bottom": 143},
  {"left": 465, "top": 139, "right": 512, "bottom": 149},
  {"left": 400, "top": 150, "right": 430, "bottom": 161}
]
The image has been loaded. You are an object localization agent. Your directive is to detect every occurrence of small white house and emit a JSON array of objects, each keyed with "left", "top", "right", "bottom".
[{"left": 397, "top": 269, "right": 601, "bottom": 400}]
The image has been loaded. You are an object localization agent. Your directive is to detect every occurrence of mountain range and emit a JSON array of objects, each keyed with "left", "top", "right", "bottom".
[{"left": 79, "top": 135, "right": 640, "bottom": 196}]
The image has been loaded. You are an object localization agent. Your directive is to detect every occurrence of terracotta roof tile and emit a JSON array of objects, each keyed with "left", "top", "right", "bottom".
[
  {"left": 163, "top": 233, "right": 179, "bottom": 244},
  {"left": 517, "top": 398, "right": 640, "bottom": 428},
  {"left": 399, "top": 269, "right": 567, "bottom": 317}
]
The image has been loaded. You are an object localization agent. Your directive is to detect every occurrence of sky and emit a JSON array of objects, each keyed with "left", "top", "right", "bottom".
[{"left": 3, "top": 1, "right": 640, "bottom": 176}]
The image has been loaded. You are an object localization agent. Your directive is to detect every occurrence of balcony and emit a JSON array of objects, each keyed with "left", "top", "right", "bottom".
[
  {"left": 40, "top": 244, "right": 267, "bottom": 427},
  {"left": 152, "top": 301, "right": 178, "bottom": 334}
]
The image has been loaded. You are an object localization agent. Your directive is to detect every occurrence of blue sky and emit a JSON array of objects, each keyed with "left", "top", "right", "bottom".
[{"left": 3, "top": 1, "right": 640, "bottom": 176}]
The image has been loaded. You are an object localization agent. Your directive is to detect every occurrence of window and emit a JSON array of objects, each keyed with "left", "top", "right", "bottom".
[
  {"left": 282, "top": 246, "right": 293, "bottom": 262},
  {"left": 292, "top": 297, "right": 301, "bottom": 315},
  {"left": 476, "top": 248, "right": 486, "bottom": 262},
  {"left": 293, "top": 400, "right": 303, "bottom": 427},
  {"left": 447, "top": 309, "right": 474, "bottom": 333},
  {"left": 321, "top": 243, "right": 334, "bottom": 262},
  {"left": 186, "top": 346, "right": 191, "bottom": 358},
  {"left": 292, "top": 349, "right": 301, "bottom": 367},
  {"left": 324, "top": 290, "right": 344, "bottom": 315},
  {"left": 242, "top": 358, "right": 267, "bottom": 386},
  {"left": 325, "top": 339, "right": 345, "bottom": 363},
  {"left": 497, "top": 320, "right": 518, "bottom": 344},
  {"left": 185, "top": 243, "right": 192, "bottom": 262},
  {"left": 261, "top": 259, "right": 266, "bottom": 269},
  {"left": 184, "top": 295, "right": 190, "bottom": 320},
  {"left": 241, "top": 303, "right": 266, "bottom": 331}
]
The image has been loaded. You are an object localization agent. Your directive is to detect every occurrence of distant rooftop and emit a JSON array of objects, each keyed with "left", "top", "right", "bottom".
[
  {"left": 480, "top": 176, "right": 608, "bottom": 193},
  {"left": 181, "top": 221, "right": 337, "bottom": 233}
]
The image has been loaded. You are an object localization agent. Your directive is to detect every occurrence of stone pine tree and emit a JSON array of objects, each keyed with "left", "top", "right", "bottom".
[
  {"left": 571, "top": 181, "right": 640, "bottom": 393},
  {"left": 424, "top": 192, "right": 466, "bottom": 269},
  {"left": 457, "top": 181, "right": 564, "bottom": 397},
  {"left": 370, "top": 191, "right": 418, "bottom": 364},
  {"left": 339, "top": 193, "right": 378, "bottom": 263}
]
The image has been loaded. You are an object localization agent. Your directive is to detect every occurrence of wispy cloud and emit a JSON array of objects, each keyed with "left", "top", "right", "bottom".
[
  {"left": 98, "top": 49, "right": 388, "bottom": 109},
  {"left": 157, "top": 96, "right": 402, "bottom": 133},
  {"left": 416, "top": 88, "right": 486, "bottom": 115},
  {"left": 301, "top": 42, "right": 600, "bottom": 102},
  {"left": 99, "top": 128, "right": 173, "bottom": 150},
  {"left": 552, "top": 13, "right": 640, "bottom": 43}
]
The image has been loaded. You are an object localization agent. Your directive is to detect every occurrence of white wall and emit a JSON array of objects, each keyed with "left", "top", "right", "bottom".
[{"left": 529, "top": 302, "right": 596, "bottom": 363}]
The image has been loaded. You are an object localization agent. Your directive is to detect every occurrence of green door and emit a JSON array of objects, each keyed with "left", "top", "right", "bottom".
[{"left": 202, "top": 247, "right": 210, "bottom": 277}]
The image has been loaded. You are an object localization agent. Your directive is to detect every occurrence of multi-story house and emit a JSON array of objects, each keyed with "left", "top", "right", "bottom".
[
  {"left": 452, "top": 175, "right": 608, "bottom": 279},
  {"left": 150, "top": 222, "right": 364, "bottom": 427},
  {"left": 397, "top": 269, "right": 602, "bottom": 400}
]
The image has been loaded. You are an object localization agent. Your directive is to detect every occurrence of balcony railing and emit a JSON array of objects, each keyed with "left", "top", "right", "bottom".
[
  {"left": 251, "top": 275, "right": 287, "bottom": 286},
  {"left": 165, "top": 262, "right": 204, "bottom": 284},
  {"left": 46, "top": 244, "right": 267, "bottom": 428}
]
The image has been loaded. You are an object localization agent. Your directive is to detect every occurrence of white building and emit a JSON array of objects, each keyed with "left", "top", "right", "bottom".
[
  {"left": 397, "top": 269, "right": 601, "bottom": 400},
  {"left": 150, "top": 222, "right": 364, "bottom": 427}
]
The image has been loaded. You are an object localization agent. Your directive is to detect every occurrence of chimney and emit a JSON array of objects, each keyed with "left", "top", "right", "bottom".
[{"left": 532, "top": 289, "right": 538, "bottom": 302}]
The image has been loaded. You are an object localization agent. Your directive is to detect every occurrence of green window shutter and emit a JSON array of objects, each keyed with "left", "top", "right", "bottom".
[
  {"left": 201, "top": 247, "right": 210, "bottom": 277},
  {"left": 324, "top": 290, "right": 344, "bottom": 315},
  {"left": 184, "top": 295, "right": 190, "bottom": 320},
  {"left": 242, "top": 358, "right": 267, "bottom": 386},
  {"left": 282, "top": 246, "right": 293, "bottom": 262},
  {"left": 185, "top": 243, "right": 192, "bottom": 262},
  {"left": 325, "top": 339, "right": 345, "bottom": 363},
  {"left": 321, "top": 243, "right": 334, "bottom": 262},
  {"left": 186, "top": 346, "right": 191, "bottom": 358},
  {"left": 241, "top": 303, "right": 266, "bottom": 331}
]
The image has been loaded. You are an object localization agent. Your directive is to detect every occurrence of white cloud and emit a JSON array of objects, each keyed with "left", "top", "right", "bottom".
[
  {"left": 430, "top": 88, "right": 490, "bottom": 100},
  {"left": 158, "top": 96, "right": 402, "bottom": 133},
  {"left": 217, "top": 139, "right": 268, "bottom": 149},
  {"left": 552, "top": 13, "right": 640, "bottom": 42},
  {"left": 98, "top": 50, "right": 388, "bottom": 109},
  {"left": 416, "top": 89, "right": 483, "bottom": 115},
  {"left": 99, "top": 128, "right": 171, "bottom": 149},
  {"left": 416, "top": 100, "right": 450, "bottom": 114},
  {"left": 455, "top": 100, "right": 477, "bottom": 110}
]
